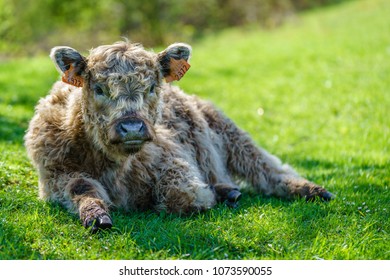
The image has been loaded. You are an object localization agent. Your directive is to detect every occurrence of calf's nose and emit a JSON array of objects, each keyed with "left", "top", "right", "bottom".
[{"left": 116, "top": 119, "right": 146, "bottom": 140}]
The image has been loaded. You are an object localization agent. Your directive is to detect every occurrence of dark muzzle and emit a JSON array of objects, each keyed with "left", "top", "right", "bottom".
[
  {"left": 116, "top": 119, "right": 147, "bottom": 142},
  {"left": 110, "top": 117, "right": 152, "bottom": 152}
]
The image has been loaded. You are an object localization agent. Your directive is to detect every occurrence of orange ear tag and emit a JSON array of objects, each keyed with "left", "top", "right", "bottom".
[
  {"left": 165, "top": 58, "right": 191, "bottom": 83},
  {"left": 62, "top": 64, "right": 84, "bottom": 87}
]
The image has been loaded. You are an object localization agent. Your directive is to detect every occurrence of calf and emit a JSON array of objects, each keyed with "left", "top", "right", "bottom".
[{"left": 25, "top": 41, "right": 333, "bottom": 232}]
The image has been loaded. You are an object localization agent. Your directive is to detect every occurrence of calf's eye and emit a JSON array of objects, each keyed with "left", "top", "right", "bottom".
[
  {"left": 93, "top": 84, "right": 110, "bottom": 99},
  {"left": 94, "top": 85, "right": 105, "bottom": 96},
  {"left": 149, "top": 83, "right": 156, "bottom": 97}
]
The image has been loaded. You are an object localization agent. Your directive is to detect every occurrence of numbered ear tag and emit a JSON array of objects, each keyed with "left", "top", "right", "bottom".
[
  {"left": 165, "top": 58, "right": 191, "bottom": 83},
  {"left": 62, "top": 64, "right": 84, "bottom": 87}
]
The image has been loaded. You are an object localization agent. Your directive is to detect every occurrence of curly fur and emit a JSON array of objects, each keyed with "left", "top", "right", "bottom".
[{"left": 24, "top": 41, "right": 333, "bottom": 231}]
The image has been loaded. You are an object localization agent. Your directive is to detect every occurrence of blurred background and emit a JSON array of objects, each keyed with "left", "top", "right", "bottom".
[
  {"left": 0, "top": 0, "right": 351, "bottom": 57},
  {"left": 0, "top": 0, "right": 389, "bottom": 260}
]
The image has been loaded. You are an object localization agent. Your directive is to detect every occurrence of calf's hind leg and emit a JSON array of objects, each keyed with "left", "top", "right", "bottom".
[
  {"left": 211, "top": 115, "right": 334, "bottom": 201},
  {"left": 229, "top": 134, "right": 334, "bottom": 201}
]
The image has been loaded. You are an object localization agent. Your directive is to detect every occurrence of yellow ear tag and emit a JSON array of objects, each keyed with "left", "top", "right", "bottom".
[
  {"left": 62, "top": 64, "right": 84, "bottom": 87},
  {"left": 165, "top": 58, "right": 191, "bottom": 83}
]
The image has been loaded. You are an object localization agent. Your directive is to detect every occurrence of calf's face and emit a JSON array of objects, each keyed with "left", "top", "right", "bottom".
[{"left": 50, "top": 41, "right": 191, "bottom": 158}]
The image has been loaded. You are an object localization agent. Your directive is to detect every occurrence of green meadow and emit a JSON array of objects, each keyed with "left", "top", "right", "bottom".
[{"left": 0, "top": 0, "right": 389, "bottom": 259}]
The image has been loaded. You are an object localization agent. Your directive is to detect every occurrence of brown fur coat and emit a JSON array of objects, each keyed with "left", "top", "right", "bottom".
[{"left": 25, "top": 41, "right": 333, "bottom": 232}]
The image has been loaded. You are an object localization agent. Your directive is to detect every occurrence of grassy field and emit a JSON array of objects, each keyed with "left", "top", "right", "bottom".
[{"left": 0, "top": 0, "right": 389, "bottom": 260}]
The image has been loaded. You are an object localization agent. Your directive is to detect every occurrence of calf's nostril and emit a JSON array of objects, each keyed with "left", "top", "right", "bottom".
[{"left": 118, "top": 123, "right": 127, "bottom": 136}]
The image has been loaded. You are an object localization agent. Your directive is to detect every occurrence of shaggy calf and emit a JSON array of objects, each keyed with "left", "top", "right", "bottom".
[{"left": 25, "top": 41, "right": 333, "bottom": 232}]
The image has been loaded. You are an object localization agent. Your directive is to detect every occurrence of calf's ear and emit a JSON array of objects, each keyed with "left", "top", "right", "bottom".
[
  {"left": 50, "top": 46, "right": 87, "bottom": 87},
  {"left": 157, "top": 43, "right": 192, "bottom": 83}
]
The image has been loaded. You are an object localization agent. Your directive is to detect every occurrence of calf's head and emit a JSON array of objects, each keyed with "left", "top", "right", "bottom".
[{"left": 50, "top": 41, "right": 191, "bottom": 157}]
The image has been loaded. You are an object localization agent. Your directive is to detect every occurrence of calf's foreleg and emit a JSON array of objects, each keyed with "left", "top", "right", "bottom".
[{"left": 40, "top": 172, "right": 113, "bottom": 232}]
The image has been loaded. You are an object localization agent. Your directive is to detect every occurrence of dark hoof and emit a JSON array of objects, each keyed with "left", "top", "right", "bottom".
[
  {"left": 97, "top": 214, "right": 113, "bottom": 229},
  {"left": 227, "top": 190, "right": 242, "bottom": 203},
  {"left": 321, "top": 191, "right": 335, "bottom": 201},
  {"left": 87, "top": 214, "right": 113, "bottom": 234},
  {"left": 305, "top": 191, "right": 335, "bottom": 202},
  {"left": 226, "top": 190, "right": 242, "bottom": 208}
]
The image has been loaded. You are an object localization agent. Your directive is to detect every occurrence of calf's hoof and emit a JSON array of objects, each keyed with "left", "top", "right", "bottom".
[
  {"left": 320, "top": 191, "right": 335, "bottom": 201},
  {"left": 226, "top": 190, "right": 242, "bottom": 208},
  {"left": 85, "top": 214, "right": 113, "bottom": 234},
  {"left": 213, "top": 183, "right": 242, "bottom": 208},
  {"left": 306, "top": 190, "right": 335, "bottom": 202},
  {"left": 80, "top": 200, "right": 113, "bottom": 233}
]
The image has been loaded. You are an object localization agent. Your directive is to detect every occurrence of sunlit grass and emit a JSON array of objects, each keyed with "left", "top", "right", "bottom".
[{"left": 0, "top": 0, "right": 389, "bottom": 259}]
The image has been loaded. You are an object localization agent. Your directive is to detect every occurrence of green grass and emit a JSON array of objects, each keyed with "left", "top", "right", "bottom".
[{"left": 0, "top": 0, "right": 389, "bottom": 260}]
